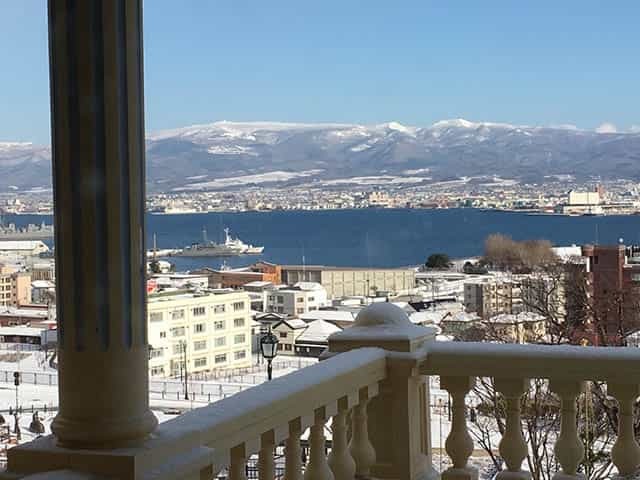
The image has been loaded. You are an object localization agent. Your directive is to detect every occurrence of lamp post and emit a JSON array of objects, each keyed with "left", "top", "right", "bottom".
[
  {"left": 182, "top": 340, "right": 189, "bottom": 400},
  {"left": 259, "top": 327, "right": 279, "bottom": 381}
]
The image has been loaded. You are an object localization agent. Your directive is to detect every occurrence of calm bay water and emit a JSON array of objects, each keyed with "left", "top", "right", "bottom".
[{"left": 8, "top": 209, "right": 640, "bottom": 270}]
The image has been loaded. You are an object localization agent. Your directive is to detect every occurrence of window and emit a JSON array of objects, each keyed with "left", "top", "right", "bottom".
[
  {"left": 214, "top": 304, "right": 225, "bottom": 314},
  {"left": 214, "top": 320, "right": 225, "bottom": 330},
  {"left": 233, "top": 301, "right": 245, "bottom": 311},
  {"left": 308, "top": 297, "right": 314, "bottom": 302},
  {"left": 149, "top": 312, "right": 163, "bottom": 322},
  {"left": 297, "top": 297, "right": 304, "bottom": 303},
  {"left": 150, "top": 366, "right": 165, "bottom": 377},
  {"left": 171, "top": 327, "right": 185, "bottom": 337},
  {"left": 194, "top": 323, "right": 206, "bottom": 333},
  {"left": 172, "top": 344, "right": 184, "bottom": 355},
  {"left": 285, "top": 344, "right": 292, "bottom": 351},
  {"left": 194, "top": 357, "right": 207, "bottom": 368},
  {"left": 277, "top": 296, "right": 284, "bottom": 304},
  {"left": 277, "top": 306, "right": 284, "bottom": 313},
  {"left": 215, "top": 336, "right": 226, "bottom": 347},
  {"left": 159, "top": 331, "right": 166, "bottom": 338},
  {"left": 279, "top": 332, "right": 288, "bottom": 338},
  {"left": 150, "top": 348, "right": 164, "bottom": 358},
  {"left": 268, "top": 295, "right": 275, "bottom": 301},
  {"left": 171, "top": 309, "right": 185, "bottom": 320},
  {"left": 296, "top": 308, "right": 304, "bottom": 314},
  {"left": 309, "top": 306, "right": 317, "bottom": 311},
  {"left": 192, "top": 306, "right": 206, "bottom": 316},
  {"left": 215, "top": 354, "right": 227, "bottom": 364},
  {"left": 234, "top": 334, "right": 246, "bottom": 344},
  {"left": 234, "top": 317, "right": 245, "bottom": 328},
  {"left": 234, "top": 350, "right": 246, "bottom": 360},
  {"left": 194, "top": 340, "right": 207, "bottom": 351}
]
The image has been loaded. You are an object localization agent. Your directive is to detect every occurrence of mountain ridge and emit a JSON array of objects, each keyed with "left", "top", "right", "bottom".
[{"left": 2, "top": 119, "right": 639, "bottom": 192}]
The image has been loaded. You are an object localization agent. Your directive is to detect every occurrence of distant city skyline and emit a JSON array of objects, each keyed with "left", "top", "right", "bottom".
[{"left": 1, "top": 1, "right": 639, "bottom": 144}]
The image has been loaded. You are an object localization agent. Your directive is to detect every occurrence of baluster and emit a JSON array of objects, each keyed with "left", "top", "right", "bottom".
[
  {"left": 440, "top": 376, "right": 477, "bottom": 480},
  {"left": 328, "top": 398, "right": 356, "bottom": 480},
  {"left": 349, "top": 389, "right": 376, "bottom": 478},
  {"left": 608, "top": 383, "right": 640, "bottom": 476},
  {"left": 495, "top": 378, "right": 531, "bottom": 480},
  {"left": 304, "top": 407, "right": 335, "bottom": 480},
  {"left": 259, "top": 430, "right": 276, "bottom": 480},
  {"left": 285, "top": 418, "right": 303, "bottom": 480},
  {"left": 549, "top": 380, "right": 585, "bottom": 480},
  {"left": 230, "top": 444, "right": 248, "bottom": 480}
]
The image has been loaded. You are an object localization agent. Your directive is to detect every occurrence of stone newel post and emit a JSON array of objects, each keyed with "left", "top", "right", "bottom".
[{"left": 327, "top": 303, "right": 438, "bottom": 480}]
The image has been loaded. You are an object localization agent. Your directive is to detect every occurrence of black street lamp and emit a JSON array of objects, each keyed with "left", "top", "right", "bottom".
[{"left": 260, "top": 327, "right": 279, "bottom": 381}]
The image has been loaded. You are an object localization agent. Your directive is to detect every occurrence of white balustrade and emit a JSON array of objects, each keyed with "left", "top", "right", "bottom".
[
  {"left": 495, "top": 378, "right": 530, "bottom": 480},
  {"left": 549, "top": 380, "right": 585, "bottom": 480},
  {"left": 349, "top": 388, "right": 376, "bottom": 478},
  {"left": 609, "top": 383, "right": 640, "bottom": 476},
  {"left": 304, "top": 408, "right": 335, "bottom": 480},
  {"left": 440, "top": 376, "right": 478, "bottom": 480},
  {"left": 328, "top": 398, "right": 356, "bottom": 480}
]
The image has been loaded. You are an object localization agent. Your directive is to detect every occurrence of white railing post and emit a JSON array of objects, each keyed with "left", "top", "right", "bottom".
[
  {"left": 259, "top": 430, "right": 276, "bottom": 480},
  {"left": 284, "top": 418, "right": 304, "bottom": 480},
  {"left": 328, "top": 397, "right": 356, "bottom": 480},
  {"left": 495, "top": 378, "right": 531, "bottom": 480},
  {"left": 230, "top": 444, "right": 248, "bottom": 480},
  {"left": 328, "top": 303, "right": 437, "bottom": 480},
  {"left": 549, "top": 380, "right": 585, "bottom": 480},
  {"left": 350, "top": 389, "right": 376, "bottom": 478},
  {"left": 608, "top": 383, "right": 640, "bottom": 476},
  {"left": 304, "top": 407, "right": 334, "bottom": 480},
  {"left": 440, "top": 376, "right": 477, "bottom": 480}
]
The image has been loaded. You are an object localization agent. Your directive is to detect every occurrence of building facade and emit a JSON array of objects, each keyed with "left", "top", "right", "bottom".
[
  {"left": 464, "top": 278, "right": 522, "bottom": 318},
  {"left": 265, "top": 283, "right": 329, "bottom": 315},
  {"left": 281, "top": 265, "right": 415, "bottom": 299},
  {"left": 0, "top": 264, "right": 31, "bottom": 306},
  {"left": 147, "top": 289, "right": 252, "bottom": 378}
]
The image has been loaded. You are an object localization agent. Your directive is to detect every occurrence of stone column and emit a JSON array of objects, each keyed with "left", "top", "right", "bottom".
[
  {"left": 328, "top": 303, "right": 438, "bottom": 480},
  {"left": 48, "top": 0, "right": 157, "bottom": 448}
]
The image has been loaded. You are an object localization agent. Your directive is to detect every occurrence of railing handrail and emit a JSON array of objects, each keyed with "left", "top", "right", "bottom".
[
  {"left": 146, "top": 347, "right": 387, "bottom": 469},
  {"left": 422, "top": 340, "right": 640, "bottom": 383}
]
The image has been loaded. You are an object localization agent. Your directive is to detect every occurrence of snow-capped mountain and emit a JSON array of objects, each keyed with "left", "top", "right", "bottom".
[{"left": 2, "top": 119, "right": 640, "bottom": 192}]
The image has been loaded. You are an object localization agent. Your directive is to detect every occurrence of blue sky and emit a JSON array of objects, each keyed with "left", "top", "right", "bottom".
[{"left": 1, "top": 1, "right": 639, "bottom": 143}]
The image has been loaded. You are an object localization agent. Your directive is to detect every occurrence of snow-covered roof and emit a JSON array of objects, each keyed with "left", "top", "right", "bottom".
[
  {"left": 299, "top": 310, "right": 356, "bottom": 323},
  {"left": 0, "top": 241, "right": 48, "bottom": 251},
  {"left": 31, "top": 280, "right": 55, "bottom": 289},
  {"left": 296, "top": 320, "right": 342, "bottom": 344},
  {"left": 293, "top": 282, "right": 325, "bottom": 291},
  {"left": 0, "top": 306, "right": 50, "bottom": 319},
  {"left": 244, "top": 281, "right": 274, "bottom": 288},
  {"left": 274, "top": 319, "right": 308, "bottom": 330},
  {"left": 487, "top": 312, "right": 546, "bottom": 324},
  {"left": 0, "top": 326, "right": 45, "bottom": 337}
]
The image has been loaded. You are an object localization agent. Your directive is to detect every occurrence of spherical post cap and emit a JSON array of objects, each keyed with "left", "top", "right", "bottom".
[{"left": 353, "top": 302, "right": 412, "bottom": 328}]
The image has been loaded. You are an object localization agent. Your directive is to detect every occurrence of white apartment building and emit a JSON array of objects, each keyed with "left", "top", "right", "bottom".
[
  {"left": 147, "top": 289, "right": 252, "bottom": 378},
  {"left": 265, "top": 282, "right": 328, "bottom": 316},
  {"left": 464, "top": 277, "right": 522, "bottom": 319}
]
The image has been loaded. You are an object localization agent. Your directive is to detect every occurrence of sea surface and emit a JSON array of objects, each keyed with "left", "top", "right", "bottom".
[{"left": 7, "top": 209, "right": 640, "bottom": 271}]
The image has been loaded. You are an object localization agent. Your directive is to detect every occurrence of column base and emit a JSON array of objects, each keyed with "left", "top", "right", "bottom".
[
  {"left": 552, "top": 473, "right": 585, "bottom": 480},
  {"left": 496, "top": 471, "right": 532, "bottom": 480},
  {"left": 51, "top": 408, "right": 158, "bottom": 449},
  {"left": 442, "top": 467, "right": 479, "bottom": 480}
]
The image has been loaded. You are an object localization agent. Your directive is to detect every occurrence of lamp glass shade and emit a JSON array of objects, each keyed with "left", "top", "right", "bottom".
[{"left": 260, "top": 331, "right": 279, "bottom": 360}]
